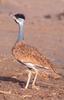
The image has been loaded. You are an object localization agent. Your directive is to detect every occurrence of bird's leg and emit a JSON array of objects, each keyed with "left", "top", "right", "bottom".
[
  {"left": 25, "top": 70, "right": 32, "bottom": 89},
  {"left": 32, "top": 69, "right": 39, "bottom": 90}
]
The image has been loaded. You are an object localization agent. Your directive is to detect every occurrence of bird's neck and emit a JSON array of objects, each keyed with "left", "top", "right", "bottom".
[{"left": 17, "top": 23, "right": 24, "bottom": 42}]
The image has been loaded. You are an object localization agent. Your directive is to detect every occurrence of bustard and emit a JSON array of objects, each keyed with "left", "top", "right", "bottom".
[{"left": 11, "top": 13, "right": 60, "bottom": 90}]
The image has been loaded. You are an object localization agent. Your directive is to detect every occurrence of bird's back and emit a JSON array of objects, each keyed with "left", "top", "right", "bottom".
[{"left": 12, "top": 41, "right": 54, "bottom": 70}]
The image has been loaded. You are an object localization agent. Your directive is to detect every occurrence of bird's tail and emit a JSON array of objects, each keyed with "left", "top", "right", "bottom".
[
  {"left": 42, "top": 67, "right": 61, "bottom": 79},
  {"left": 51, "top": 72, "right": 61, "bottom": 79},
  {"left": 49, "top": 65, "right": 61, "bottom": 79}
]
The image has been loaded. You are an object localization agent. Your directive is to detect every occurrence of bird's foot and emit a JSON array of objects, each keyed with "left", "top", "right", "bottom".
[
  {"left": 24, "top": 86, "right": 28, "bottom": 90},
  {"left": 32, "top": 85, "right": 40, "bottom": 90},
  {"left": 20, "top": 87, "right": 28, "bottom": 91}
]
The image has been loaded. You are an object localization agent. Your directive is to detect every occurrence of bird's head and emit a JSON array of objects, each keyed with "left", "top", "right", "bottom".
[{"left": 10, "top": 13, "right": 25, "bottom": 26}]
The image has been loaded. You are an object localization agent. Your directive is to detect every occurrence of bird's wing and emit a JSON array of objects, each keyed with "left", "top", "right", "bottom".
[{"left": 12, "top": 42, "right": 53, "bottom": 70}]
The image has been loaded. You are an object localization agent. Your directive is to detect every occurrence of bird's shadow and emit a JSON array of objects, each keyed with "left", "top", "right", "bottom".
[{"left": 0, "top": 76, "right": 26, "bottom": 88}]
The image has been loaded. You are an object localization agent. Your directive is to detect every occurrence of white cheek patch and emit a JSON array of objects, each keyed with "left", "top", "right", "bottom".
[{"left": 18, "top": 18, "right": 24, "bottom": 25}]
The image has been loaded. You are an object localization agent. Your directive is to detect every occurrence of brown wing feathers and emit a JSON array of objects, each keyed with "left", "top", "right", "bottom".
[{"left": 12, "top": 42, "right": 53, "bottom": 70}]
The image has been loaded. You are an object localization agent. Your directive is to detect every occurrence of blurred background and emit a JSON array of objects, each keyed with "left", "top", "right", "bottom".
[
  {"left": 0, "top": 0, "right": 64, "bottom": 65},
  {"left": 0, "top": 0, "right": 64, "bottom": 99}
]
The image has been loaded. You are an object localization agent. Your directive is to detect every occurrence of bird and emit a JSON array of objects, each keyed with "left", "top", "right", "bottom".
[{"left": 10, "top": 13, "right": 60, "bottom": 90}]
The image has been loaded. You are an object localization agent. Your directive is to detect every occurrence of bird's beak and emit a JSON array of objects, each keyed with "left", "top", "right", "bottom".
[{"left": 9, "top": 13, "right": 16, "bottom": 21}]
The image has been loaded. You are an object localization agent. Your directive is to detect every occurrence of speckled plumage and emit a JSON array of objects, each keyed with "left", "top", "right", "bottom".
[{"left": 12, "top": 41, "right": 53, "bottom": 69}]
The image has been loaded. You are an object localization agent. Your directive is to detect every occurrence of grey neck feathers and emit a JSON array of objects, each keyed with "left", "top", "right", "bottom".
[{"left": 17, "top": 23, "right": 24, "bottom": 42}]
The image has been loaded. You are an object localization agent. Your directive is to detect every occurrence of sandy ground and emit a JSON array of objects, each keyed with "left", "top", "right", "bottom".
[{"left": 0, "top": 0, "right": 64, "bottom": 100}]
